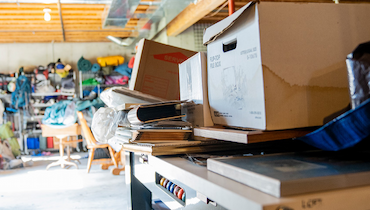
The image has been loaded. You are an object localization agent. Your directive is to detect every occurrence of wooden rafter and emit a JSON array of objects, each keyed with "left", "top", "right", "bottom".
[
  {"left": 57, "top": 0, "right": 65, "bottom": 41},
  {"left": 166, "top": 0, "right": 227, "bottom": 37},
  {"left": 0, "top": 2, "right": 135, "bottom": 43}
]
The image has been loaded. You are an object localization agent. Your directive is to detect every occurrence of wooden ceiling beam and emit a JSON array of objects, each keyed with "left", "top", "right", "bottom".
[
  {"left": 65, "top": 32, "right": 133, "bottom": 36},
  {"left": 0, "top": 10, "right": 104, "bottom": 15},
  {"left": 0, "top": 28, "right": 62, "bottom": 31},
  {"left": 136, "top": 5, "right": 149, "bottom": 10},
  {"left": 0, "top": 20, "right": 102, "bottom": 24},
  {"left": 0, "top": 32, "right": 62, "bottom": 36},
  {"left": 0, "top": 29, "right": 134, "bottom": 32},
  {"left": 166, "top": 0, "right": 227, "bottom": 37},
  {"left": 0, "top": 15, "right": 60, "bottom": 19},
  {"left": 57, "top": 0, "right": 65, "bottom": 41},
  {"left": 0, "top": 3, "right": 106, "bottom": 9}
]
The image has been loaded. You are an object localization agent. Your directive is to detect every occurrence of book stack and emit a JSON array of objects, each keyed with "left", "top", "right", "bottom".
[{"left": 114, "top": 100, "right": 193, "bottom": 144}]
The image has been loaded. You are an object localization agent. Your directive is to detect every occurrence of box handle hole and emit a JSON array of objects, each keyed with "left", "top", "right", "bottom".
[{"left": 223, "top": 39, "right": 237, "bottom": 52}]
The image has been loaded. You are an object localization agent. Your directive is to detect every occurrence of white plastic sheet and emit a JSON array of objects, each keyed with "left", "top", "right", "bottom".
[
  {"left": 99, "top": 87, "right": 128, "bottom": 108},
  {"left": 91, "top": 107, "right": 127, "bottom": 143}
]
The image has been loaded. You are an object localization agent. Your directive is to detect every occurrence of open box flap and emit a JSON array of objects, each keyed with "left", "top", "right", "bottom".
[
  {"left": 257, "top": 1, "right": 368, "bottom": 88},
  {"left": 203, "top": 1, "right": 256, "bottom": 45}
]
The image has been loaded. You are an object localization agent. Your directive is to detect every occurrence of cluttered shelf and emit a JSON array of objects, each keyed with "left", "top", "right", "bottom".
[{"left": 78, "top": 56, "right": 132, "bottom": 100}]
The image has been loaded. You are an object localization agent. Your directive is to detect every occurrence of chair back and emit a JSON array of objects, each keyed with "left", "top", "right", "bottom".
[{"left": 77, "top": 111, "right": 97, "bottom": 146}]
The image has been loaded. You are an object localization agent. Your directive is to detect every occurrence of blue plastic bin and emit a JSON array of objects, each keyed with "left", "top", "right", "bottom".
[{"left": 27, "top": 137, "right": 40, "bottom": 149}]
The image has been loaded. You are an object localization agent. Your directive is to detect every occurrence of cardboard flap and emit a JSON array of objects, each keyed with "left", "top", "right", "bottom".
[
  {"left": 203, "top": 1, "right": 255, "bottom": 45},
  {"left": 257, "top": 2, "right": 357, "bottom": 88}
]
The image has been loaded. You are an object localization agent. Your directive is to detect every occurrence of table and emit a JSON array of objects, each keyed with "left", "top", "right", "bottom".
[
  {"left": 124, "top": 150, "right": 370, "bottom": 210},
  {"left": 41, "top": 123, "right": 82, "bottom": 170}
]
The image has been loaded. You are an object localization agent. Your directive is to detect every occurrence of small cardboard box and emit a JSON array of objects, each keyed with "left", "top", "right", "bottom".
[
  {"left": 129, "top": 39, "right": 197, "bottom": 100},
  {"left": 203, "top": 1, "right": 370, "bottom": 130},
  {"left": 179, "top": 52, "right": 214, "bottom": 127}
]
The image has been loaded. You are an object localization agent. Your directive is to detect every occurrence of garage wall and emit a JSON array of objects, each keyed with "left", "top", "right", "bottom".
[
  {"left": 153, "top": 24, "right": 196, "bottom": 51},
  {"left": 0, "top": 42, "right": 134, "bottom": 74}
]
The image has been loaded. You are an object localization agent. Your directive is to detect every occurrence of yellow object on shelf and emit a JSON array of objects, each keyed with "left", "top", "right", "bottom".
[{"left": 97, "top": 56, "right": 124, "bottom": 67}]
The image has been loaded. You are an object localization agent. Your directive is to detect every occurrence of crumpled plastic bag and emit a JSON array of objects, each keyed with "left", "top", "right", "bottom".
[
  {"left": 63, "top": 101, "right": 77, "bottom": 126},
  {"left": 91, "top": 107, "right": 129, "bottom": 143},
  {"left": 346, "top": 41, "right": 370, "bottom": 109}
]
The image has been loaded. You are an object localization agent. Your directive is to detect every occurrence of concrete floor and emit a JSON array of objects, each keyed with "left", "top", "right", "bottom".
[{"left": 0, "top": 152, "right": 127, "bottom": 210}]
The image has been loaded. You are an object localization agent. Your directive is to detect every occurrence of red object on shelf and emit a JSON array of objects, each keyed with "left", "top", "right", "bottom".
[
  {"left": 47, "top": 137, "right": 54, "bottom": 148},
  {"left": 128, "top": 56, "right": 135, "bottom": 69}
]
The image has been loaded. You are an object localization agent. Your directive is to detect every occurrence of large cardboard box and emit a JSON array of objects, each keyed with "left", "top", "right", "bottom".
[
  {"left": 129, "top": 39, "right": 197, "bottom": 100},
  {"left": 203, "top": 1, "right": 370, "bottom": 130},
  {"left": 179, "top": 52, "right": 214, "bottom": 127}
]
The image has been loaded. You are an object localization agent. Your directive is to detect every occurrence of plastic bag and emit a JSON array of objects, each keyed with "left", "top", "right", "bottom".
[
  {"left": 0, "top": 122, "right": 21, "bottom": 157},
  {"left": 0, "top": 99, "right": 4, "bottom": 124},
  {"left": 91, "top": 107, "right": 128, "bottom": 143},
  {"left": 100, "top": 87, "right": 162, "bottom": 108},
  {"left": 0, "top": 140, "right": 15, "bottom": 160},
  {"left": 298, "top": 97, "right": 370, "bottom": 151},
  {"left": 63, "top": 101, "right": 77, "bottom": 126},
  {"left": 346, "top": 41, "right": 370, "bottom": 109},
  {"left": 99, "top": 87, "right": 129, "bottom": 108}
]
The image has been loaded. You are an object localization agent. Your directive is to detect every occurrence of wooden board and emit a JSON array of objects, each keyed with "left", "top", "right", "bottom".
[
  {"left": 169, "top": 0, "right": 370, "bottom": 36},
  {"left": 166, "top": 0, "right": 226, "bottom": 37},
  {"left": 0, "top": 2, "right": 135, "bottom": 43},
  {"left": 122, "top": 140, "right": 246, "bottom": 156},
  {"left": 2, "top": 0, "right": 370, "bottom": 42},
  {"left": 194, "top": 126, "right": 316, "bottom": 144}
]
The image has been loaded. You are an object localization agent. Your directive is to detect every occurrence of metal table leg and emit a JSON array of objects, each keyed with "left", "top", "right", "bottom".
[{"left": 126, "top": 151, "right": 152, "bottom": 210}]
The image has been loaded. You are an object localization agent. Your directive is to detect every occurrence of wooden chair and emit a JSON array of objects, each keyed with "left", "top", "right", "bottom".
[{"left": 77, "top": 111, "right": 124, "bottom": 174}]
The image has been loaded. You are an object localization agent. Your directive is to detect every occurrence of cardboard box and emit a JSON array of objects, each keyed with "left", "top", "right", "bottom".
[
  {"left": 203, "top": 1, "right": 370, "bottom": 130},
  {"left": 179, "top": 52, "right": 214, "bottom": 127},
  {"left": 129, "top": 39, "right": 197, "bottom": 100}
]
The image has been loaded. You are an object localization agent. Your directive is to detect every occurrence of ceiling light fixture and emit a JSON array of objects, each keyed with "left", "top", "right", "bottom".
[{"left": 43, "top": 8, "right": 51, "bottom": 21}]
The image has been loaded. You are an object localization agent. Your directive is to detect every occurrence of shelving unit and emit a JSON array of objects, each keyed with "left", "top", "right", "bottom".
[
  {"left": 32, "top": 103, "right": 53, "bottom": 108},
  {"left": 0, "top": 94, "right": 11, "bottom": 99},
  {"left": 18, "top": 70, "right": 78, "bottom": 155},
  {"left": 31, "top": 92, "right": 75, "bottom": 97},
  {"left": 79, "top": 70, "right": 128, "bottom": 99}
]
